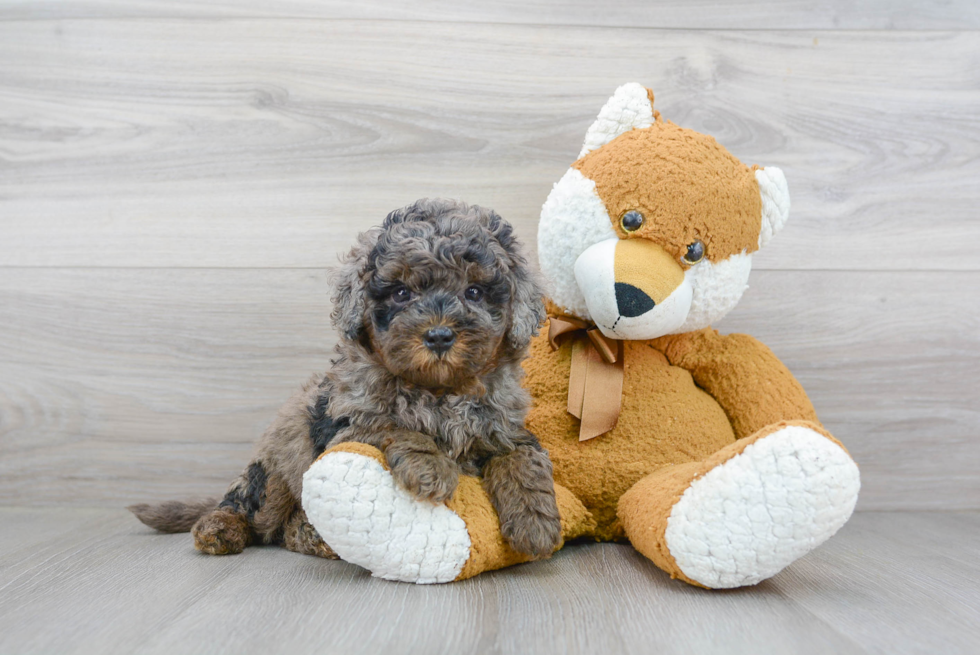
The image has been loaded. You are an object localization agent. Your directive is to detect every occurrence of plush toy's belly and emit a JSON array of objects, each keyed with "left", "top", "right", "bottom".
[{"left": 523, "top": 332, "right": 736, "bottom": 541}]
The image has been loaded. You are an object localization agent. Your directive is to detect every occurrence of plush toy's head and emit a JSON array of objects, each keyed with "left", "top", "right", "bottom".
[{"left": 539, "top": 83, "right": 791, "bottom": 340}]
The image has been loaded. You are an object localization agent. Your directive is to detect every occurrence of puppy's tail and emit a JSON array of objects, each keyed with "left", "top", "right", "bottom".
[{"left": 128, "top": 498, "right": 219, "bottom": 533}]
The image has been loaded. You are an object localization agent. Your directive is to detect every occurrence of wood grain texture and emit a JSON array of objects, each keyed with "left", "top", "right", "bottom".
[
  {"left": 0, "top": 508, "right": 977, "bottom": 655},
  {"left": 1, "top": 10, "right": 978, "bottom": 513},
  {"left": 1, "top": 21, "right": 979, "bottom": 271},
  {"left": 1, "top": 6, "right": 976, "bottom": 653},
  {"left": 0, "top": 268, "right": 976, "bottom": 510},
  {"left": 772, "top": 511, "right": 980, "bottom": 654},
  {"left": 3, "top": 0, "right": 980, "bottom": 29}
]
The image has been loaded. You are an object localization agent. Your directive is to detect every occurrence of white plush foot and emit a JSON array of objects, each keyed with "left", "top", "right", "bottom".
[
  {"left": 301, "top": 450, "right": 471, "bottom": 584},
  {"left": 664, "top": 425, "right": 860, "bottom": 588}
]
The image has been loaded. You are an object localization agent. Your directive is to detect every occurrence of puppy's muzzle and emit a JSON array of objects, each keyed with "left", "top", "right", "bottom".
[{"left": 423, "top": 326, "right": 456, "bottom": 356}]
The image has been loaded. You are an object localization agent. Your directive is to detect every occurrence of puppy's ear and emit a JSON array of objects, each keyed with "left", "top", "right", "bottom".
[
  {"left": 508, "top": 264, "right": 547, "bottom": 351},
  {"left": 479, "top": 209, "right": 546, "bottom": 351},
  {"left": 330, "top": 229, "right": 379, "bottom": 342}
]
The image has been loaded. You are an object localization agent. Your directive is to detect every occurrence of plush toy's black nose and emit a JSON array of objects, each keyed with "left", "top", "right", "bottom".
[
  {"left": 615, "top": 283, "right": 655, "bottom": 318},
  {"left": 423, "top": 326, "right": 456, "bottom": 355}
]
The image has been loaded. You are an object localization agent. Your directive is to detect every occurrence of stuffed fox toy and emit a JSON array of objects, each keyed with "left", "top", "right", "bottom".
[{"left": 303, "top": 84, "right": 861, "bottom": 588}]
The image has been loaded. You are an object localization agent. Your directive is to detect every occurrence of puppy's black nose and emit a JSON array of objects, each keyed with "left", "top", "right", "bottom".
[
  {"left": 423, "top": 326, "right": 456, "bottom": 355},
  {"left": 615, "top": 283, "right": 655, "bottom": 318}
]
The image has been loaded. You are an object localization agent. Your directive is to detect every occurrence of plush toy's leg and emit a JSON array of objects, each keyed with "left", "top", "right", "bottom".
[
  {"left": 618, "top": 420, "right": 860, "bottom": 589},
  {"left": 302, "top": 442, "right": 594, "bottom": 584}
]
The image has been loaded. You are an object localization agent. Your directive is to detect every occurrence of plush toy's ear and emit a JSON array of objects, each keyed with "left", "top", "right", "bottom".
[
  {"left": 579, "top": 82, "right": 657, "bottom": 158},
  {"left": 755, "top": 167, "right": 791, "bottom": 248},
  {"left": 330, "top": 229, "right": 380, "bottom": 342}
]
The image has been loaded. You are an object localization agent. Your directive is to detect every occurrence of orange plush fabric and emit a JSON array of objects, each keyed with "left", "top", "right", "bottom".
[
  {"left": 574, "top": 121, "right": 763, "bottom": 264},
  {"left": 655, "top": 329, "right": 820, "bottom": 439},
  {"left": 522, "top": 323, "right": 823, "bottom": 541}
]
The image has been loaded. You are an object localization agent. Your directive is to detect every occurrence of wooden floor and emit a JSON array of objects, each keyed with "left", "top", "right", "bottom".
[{"left": 0, "top": 508, "right": 977, "bottom": 655}]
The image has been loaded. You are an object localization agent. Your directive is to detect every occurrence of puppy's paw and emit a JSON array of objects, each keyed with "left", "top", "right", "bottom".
[
  {"left": 484, "top": 444, "right": 564, "bottom": 558},
  {"left": 387, "top": 452, "right": 459, "bottom": 504},
  {"left": 284, "top": 513, "right": 340, "bottom": 560},
  {"left": 500, "top": 499, "right": 563, "bottom": 558},
  {"left": 192, "top": 508, "right": 251, "bottom": 555}
]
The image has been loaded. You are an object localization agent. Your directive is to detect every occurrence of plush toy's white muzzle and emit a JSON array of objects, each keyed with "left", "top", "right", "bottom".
[{"left": 574, "top": 237, "right": 694, "bottom": 340}]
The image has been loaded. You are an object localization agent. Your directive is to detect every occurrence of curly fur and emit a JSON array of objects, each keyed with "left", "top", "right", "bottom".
[{"left": 130, "top": 199, "right": 561, "bottom": 559}]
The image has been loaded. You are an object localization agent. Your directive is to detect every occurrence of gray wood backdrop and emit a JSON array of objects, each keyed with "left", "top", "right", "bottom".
[{"left": 1, "top": 1, "right": 978, "bottom": 511}]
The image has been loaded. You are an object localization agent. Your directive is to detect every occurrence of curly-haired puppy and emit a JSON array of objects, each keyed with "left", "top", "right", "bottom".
[{"left": 130, "top": 198, "right": 563, "bottom": 560}]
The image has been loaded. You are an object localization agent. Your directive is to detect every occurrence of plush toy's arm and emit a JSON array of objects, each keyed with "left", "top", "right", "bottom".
[{"left": 656, "top": 328, "right": 820, "bottom": 440}]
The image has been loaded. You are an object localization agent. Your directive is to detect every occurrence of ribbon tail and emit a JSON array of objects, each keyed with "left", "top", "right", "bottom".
[
  {"left": 567, "top": 338, "right": 588, "bottom": 420},
  {"left": 566, "top": 338, "right": 624, "bottom": 441},
  {"left": 586, "top": 328, "right": 618, "bottom": 364}
]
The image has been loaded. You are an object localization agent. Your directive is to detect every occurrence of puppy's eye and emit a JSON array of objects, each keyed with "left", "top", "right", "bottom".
[
  {"left": 621, "top": 210, "right": 644, "bottom": 233},
  {"left": 391, "top": 285, "right": 412, "bottom": 303},
  {"left": 683, "top": 240, "right": 705, "bottom": 264},
  {"left": 464, "top": 286, "right": 484, "bottom": 302}
]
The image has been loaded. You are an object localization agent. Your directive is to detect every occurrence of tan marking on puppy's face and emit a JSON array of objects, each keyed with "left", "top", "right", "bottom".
[{"left": 572, "top": 122, "right": 763, "bottom": 264}]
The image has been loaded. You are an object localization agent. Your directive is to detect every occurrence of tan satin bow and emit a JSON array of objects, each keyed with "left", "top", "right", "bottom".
[{"left": 548, "top": 316, "right": 624, "bottom": 441}]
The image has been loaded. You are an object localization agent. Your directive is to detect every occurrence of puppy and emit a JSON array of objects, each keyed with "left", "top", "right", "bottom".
[{"left": 130, "top": 198, "right": 563, "bottom": 560}]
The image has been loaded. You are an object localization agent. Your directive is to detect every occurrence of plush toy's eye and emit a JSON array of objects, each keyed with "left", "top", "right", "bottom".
[
  {"left": 464, "top": 285, "right": 484, "bottom": 302},
  {"left": 683, "top": 240, "right": 705, "bottom": 264},
  {"left": 621, "top": 210, "right": 644, "bottom": 232},
  {"left": 391, "top": 285, "right": 413, "bottom": 303}
]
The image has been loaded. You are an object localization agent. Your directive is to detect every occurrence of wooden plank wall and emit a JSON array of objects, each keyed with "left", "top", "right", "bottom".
[{"left": 1, "top": 2, "right": 977, "bottom": 510}]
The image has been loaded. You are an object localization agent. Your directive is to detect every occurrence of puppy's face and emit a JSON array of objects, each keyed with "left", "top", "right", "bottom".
[
  {"left": 333, "top": 200, "right": 544, "bottom": 390},
  {"left": 366, "top": 232, "right": 510, "bottom": 388}
]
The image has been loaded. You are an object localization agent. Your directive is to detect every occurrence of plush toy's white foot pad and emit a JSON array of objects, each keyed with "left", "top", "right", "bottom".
[
  {"left": 302, "top": 451, "right": 471, "bottom": 584},
  {"left": 665, "top": 426, "right": 860, "bottom": 588}
]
